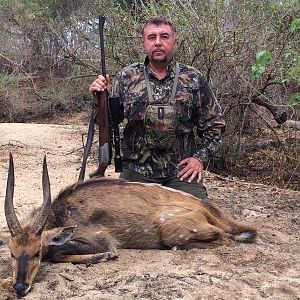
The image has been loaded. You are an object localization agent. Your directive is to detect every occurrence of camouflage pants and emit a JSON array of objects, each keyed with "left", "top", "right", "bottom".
[{"left": 119, "top": 168, "right": 209, "bottom": 203}]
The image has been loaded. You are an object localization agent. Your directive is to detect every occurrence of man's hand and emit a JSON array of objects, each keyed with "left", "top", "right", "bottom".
[
  {"left": 88, "top": 74, "right": 111, "bottom": 95},
  {"left": 177, "top": 157, "right": 203, "bottom": 183}
]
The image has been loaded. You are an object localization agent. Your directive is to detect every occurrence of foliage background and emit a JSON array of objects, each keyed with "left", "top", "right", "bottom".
[{"left": 0, "top": 0, "right": 299, "bottom": 189}]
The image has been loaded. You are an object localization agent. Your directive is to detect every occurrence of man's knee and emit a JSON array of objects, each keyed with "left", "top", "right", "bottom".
[
  {"left": 119, "top": 168, "right": 156, "bottom": 183},
  {"left": 164, "top": 177, "right": 209, "bottom": 203}
]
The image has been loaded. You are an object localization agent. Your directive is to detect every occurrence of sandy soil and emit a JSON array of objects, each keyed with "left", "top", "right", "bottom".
[{"left": 0, "top": 121, "right": 299, "bottom": 300}]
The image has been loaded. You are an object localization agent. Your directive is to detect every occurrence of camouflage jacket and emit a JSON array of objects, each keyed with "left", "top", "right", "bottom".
[{"left": 109, "top": 57, "right": 225, "bottom": 179}]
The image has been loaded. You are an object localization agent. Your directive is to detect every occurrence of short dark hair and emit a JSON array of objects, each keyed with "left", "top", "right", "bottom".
[{"left": 142, "top": 16, "right": 177, "bottom": 36}]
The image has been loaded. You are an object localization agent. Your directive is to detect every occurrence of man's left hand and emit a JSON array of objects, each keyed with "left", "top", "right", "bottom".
[{"left": 177, "top": 157, "right": 203, "bottom": 183}]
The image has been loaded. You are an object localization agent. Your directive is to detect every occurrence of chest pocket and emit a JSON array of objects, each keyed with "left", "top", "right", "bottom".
[
  {"left": 144, "top": 104, "right": 177, "bottom": 150},
  {"left": 143, "top": 63, "right": 180, "bottom": 150}
]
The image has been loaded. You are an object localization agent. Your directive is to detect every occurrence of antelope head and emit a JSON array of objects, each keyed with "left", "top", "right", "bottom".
[{"left": 1, "top": 153, "right": 75, "bottom": 296}]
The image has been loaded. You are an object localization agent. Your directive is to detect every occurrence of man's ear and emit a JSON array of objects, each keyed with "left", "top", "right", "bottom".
[
  {"left": 42, "top": 226, "right": 77, "bottom": 246},
  {"left": 0, "top": 232, "right": 10, "bottom": 249}
]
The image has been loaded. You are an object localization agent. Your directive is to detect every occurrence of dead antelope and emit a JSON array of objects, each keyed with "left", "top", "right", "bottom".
[{"left": 1, "top": 153, "right": 257, "bottom": 296}]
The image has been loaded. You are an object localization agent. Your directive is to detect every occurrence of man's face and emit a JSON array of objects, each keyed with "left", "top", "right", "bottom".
[{"left": 143, "top": 23, "right": 176, "bottom": 65}]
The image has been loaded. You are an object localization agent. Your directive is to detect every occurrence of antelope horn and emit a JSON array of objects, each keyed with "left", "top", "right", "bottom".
[
  {"left": 31, "top": 156, "right": 51, "bottom": 236},
  {"left": 5, "top": 153, "right": 22, "bottom": 237}
]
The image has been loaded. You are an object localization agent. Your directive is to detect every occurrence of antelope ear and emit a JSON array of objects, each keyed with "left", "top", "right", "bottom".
[
  {"left": 42, "top": 226, "right": 77, "bottom": 246},
  {"left": 0, "top": 232, "right": 10, "bottom": 248}
]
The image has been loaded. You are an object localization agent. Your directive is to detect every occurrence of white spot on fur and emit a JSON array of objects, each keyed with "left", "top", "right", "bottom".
[
  {"left": 179, "top": 234, "right": 184, "bottom": 238},
  {"left": 172, "top": 246, "right": 179, "bottom": 251},
  {"left": 167, "top": 213, "right": 174, "bottom": 216},
  {"left": 160, "top": 216, "right": 166, "bottom": 222},
  {"left": 95, "top": 231, "right": 103, "bottom": 234},
  {"left": 191, "top": 229, "right": 198, "bottom": 233},
  {"left": 125, "top": 228, "right": 131, "bottom": 233}
]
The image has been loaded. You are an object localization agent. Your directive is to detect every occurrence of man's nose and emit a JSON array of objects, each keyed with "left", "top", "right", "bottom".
[{"left": 154, "top": 36, "right": 162, "bottom": 45}]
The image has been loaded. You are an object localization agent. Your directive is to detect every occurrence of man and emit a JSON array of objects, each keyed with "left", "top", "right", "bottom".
[{"left": 89, "top": 16, "right": 225, "bottom": 203}]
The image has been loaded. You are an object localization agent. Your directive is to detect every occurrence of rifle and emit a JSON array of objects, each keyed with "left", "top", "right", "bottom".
[
  {"left": 77, "top": 15, "right": 111, "bottom": 183},
  {"left": 78, "top": 16, "right": 123, "bottom": 183},
  {"left": 89, "top": 15, "right": 112, "bottom": 178}
]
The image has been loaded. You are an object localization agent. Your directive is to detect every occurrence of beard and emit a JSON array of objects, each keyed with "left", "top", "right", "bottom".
[{"left": 150, "top": 50, "right": 172, "bottom": 66}]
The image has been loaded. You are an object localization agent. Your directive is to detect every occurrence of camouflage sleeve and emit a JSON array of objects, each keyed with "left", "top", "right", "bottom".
[{"left": 193, "top": 75, "right": 226, "bottom": 164}]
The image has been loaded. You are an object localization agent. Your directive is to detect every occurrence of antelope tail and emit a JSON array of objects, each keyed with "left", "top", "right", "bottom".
[{"left": 229, "top": 222, "right": 257, "bottom": 243}]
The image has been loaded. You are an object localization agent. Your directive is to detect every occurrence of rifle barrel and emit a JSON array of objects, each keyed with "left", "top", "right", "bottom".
[{"left": 99, "top": 15, "right": 106, "bottom": 77}]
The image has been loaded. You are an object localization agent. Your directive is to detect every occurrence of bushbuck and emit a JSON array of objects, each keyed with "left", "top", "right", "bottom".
[{"left": 0, "top": 153, "right": 257, "bottom": 296}]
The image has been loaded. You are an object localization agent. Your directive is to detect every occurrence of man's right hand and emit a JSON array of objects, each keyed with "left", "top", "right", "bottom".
[{"left": 88, "top": 74, "right": 111, "bottom": 95}]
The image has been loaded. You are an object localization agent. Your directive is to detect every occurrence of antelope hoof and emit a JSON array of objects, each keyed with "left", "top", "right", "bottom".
[
  {"left": 99, "top": 251, "right": 118, "bottom": 261},
  {"left": 88, "top": 252, "right": 118, "bottom": 264}
]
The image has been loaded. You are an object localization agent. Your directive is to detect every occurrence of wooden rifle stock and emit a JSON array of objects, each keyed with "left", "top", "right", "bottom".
[
  {"left": 89, "top": 91, "right": 111, "bottom": 178},
  {"left": 89, "top": 15, "right": 111, "bottom": 178}
]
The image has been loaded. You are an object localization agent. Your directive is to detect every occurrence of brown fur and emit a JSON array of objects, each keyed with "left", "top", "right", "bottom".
[
  {"left": 44, "top": 177, "right": 257, "bottom": 256},
  {"left": 4, "top": 174, "right": 257, "bottom": 296}
]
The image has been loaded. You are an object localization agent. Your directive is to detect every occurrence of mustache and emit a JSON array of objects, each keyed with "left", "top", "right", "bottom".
[{"left": 152, "top": 48, "right": 165, "bottom": 53}]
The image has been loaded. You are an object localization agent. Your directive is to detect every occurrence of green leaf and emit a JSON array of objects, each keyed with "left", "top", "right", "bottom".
[
  {"left": 290, "top": 18, "right": 300, "bottom": 33},
  {"left": 251, "top": 50, "right": 272, "bottom": 79},
  {"left": 256, "top": 50, "right": 272, "bottom": 65},
  {"left": 289, "top": 94, "right": 300, "bottom": 106},
  {"left": 287, "top": 56, "right": 300, "bottom": 82}
]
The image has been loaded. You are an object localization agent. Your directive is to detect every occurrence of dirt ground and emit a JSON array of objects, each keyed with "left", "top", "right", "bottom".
[{"left": 0, "top": 119, "right": 299, "bottom": 300}]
